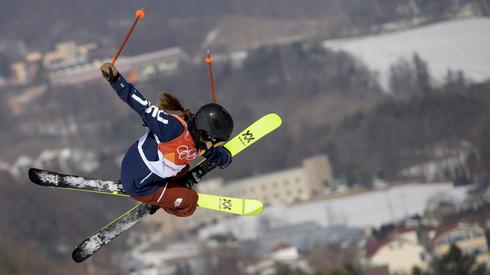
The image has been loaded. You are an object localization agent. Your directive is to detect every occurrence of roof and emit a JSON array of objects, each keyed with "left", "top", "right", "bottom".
[
  {"left": 365, "top": 228, "right": 418, "bottom": 258},
  {"left": 272, "top": 242, "right": 294, "bottom": 252},
  {"left": 431, "top": 222, "right": 482, "bottom": 245},
  {"left": 124, "top": 47, "right": 186, "bottom": 65},
  {"left": 365, "top": 236, "right": 395, "bottom": 258}
]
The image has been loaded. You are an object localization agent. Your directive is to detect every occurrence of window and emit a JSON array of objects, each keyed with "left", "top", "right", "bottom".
[
  {"left": 471, "top": 229, "right": 484, "bottom": 238},
  {"left": 435, "top": 238, "right": 449, "bottom": 247},
  {"left": 465, "top": 245, "right": 488, "bottom": 256},
  {"left": 448, "top": 230, "right": 469, "bottom": 243}
]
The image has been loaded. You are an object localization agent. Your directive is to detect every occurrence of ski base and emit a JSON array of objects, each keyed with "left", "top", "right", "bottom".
[{"left": 72, "top": 203, "right": 151, "bottom": 262}]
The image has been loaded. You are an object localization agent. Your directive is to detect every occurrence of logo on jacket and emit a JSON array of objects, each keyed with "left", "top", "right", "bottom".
[
  {"left": 177, "top": 145, "right": 197, "bottom": 161},
  {"left": 174, "top": 198, "right": 183, "bottom": 207}
]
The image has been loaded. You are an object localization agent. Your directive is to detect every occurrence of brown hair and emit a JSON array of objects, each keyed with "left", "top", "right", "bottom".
[{"left": 157, "top": 92, "right": 193, "bottom": 119}]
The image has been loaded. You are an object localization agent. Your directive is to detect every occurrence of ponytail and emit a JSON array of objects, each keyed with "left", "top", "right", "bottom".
[{"left": 157, "top": 92, "right": 193, "bottom": 119}]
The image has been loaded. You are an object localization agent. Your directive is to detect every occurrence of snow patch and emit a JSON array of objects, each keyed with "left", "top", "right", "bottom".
[
  {"left": 199, "top": 183, "right": 470, "bottom": 240},
  {"left": 323, "top": 18, "right": 490, "bottom": 89},
  {"left": 64, "top": 176, "right": 120, "bottom": 192},
  {"left": 38, "top": 171, "right": 61, "bottom": 185}
]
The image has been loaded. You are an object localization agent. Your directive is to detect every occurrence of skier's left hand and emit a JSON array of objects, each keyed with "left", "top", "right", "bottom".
[
  {"left": 100, "top": 63, "right": 120, "bottom": 84},
  {"left": 203, "top": 146, "right": 232, "bottom": 169}
]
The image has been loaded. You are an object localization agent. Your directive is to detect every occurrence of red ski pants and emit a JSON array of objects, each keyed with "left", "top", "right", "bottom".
[{"left": 130, "top": 182, "right": 198, "bottom": 217}]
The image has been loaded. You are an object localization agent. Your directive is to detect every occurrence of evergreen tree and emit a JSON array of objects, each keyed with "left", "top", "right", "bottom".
[
  {"left": 413, "top": 244, "right": 490, "bottom": 275},
  {"left": 412, "top": 53, "right": 432, "bottom": 95}
]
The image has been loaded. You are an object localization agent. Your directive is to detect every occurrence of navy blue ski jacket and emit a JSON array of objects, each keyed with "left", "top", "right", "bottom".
[{"left": 111, "top": 76, "right": 187, "bottom": 196}]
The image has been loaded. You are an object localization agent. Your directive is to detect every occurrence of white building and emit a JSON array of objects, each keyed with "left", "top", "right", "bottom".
[
  {"left": 199, "top": 154, "right": 332, "bottom": 205},
  {"left": 365, "top": 230, "right": 428, "bottom": 274},
  {"left": 432, "top": 223, "right": 490, "bottom": 265}
]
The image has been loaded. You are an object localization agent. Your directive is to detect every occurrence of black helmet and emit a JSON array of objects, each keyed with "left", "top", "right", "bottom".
[{"left": 194, "top": 103, "right": 233, "bottom": 142}]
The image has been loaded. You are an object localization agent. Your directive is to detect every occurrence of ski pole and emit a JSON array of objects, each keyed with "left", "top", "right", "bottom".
[
  {"left": 204, "top": 49, "right": 216, "bottom": 103},
  {"left": 112, "top": 9, "right": 145, "bottom": 65}
]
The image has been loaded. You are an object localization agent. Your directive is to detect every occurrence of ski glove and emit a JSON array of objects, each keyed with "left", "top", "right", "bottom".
[
  {"left": 203, "top": 146, "right": 232, "bottom": 169},
  {"left": 100, "top": 63, "right": 120, "bottom": 84},
  {"left": 183, "top": 166, "right": 206, "bottom": 188},
  {"left": 183, "top": 160, "right": 219, "bottom": 188}
]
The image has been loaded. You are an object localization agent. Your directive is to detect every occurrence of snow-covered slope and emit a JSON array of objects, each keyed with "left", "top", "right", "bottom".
[{"left": 323, "top": 18, "right": 490, "bottom": 88}]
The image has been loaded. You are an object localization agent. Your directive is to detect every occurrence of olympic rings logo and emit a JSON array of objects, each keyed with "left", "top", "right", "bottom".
[{"left": 177, "top": 145, "right": 197, "bottom": 161}]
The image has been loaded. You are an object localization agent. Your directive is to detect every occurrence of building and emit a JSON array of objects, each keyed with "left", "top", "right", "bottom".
[
  {"left": 199, "top": 154, "right": 332, "bottom": 206},
  {"left": 5, "top": 52, "right": 41, "bottom": 86},
  {"left": 242, "top": 244, "right": 312, "bottom": 275},
  {"left": 43, "top": 41, "right": 97, "bottom": 70},
  {"left": 242, "top": 222, "right": 364, "bottom": 255},
  {"left": 10, "top": 62, "right": 29, "bottom": 84},
  {"left": 48, "top": 47, "right": 188, "bottom": 86},
  {"left": 432, "top": 223, "right": 490, "bottom": 265},
  {"left": 8, "top": 85, "right": 47, "bottom": 115},
  {"left": 124, "top": 47, "right": 188, "bottom": 81},
  {"left": 364, "top": 229, "right": 428, "bottom": 274}
]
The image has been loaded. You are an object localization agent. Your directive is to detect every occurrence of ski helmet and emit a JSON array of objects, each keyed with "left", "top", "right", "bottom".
[{"left": 194, "top": 103, "right": 233, "bottom": 142}]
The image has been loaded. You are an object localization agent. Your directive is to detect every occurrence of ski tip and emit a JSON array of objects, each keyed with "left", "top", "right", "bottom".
[
  {"left": 27, "top": 168, "right": 40, "bottom": 184},
  {"left": 243, "top": 200, "right": 264, "bottom": 216},
  {"left": 264, "top": 113, "right": 283, "bottom": 127},
  {"left": 72, "top": 248, "right": 87, "bottom": 263}
]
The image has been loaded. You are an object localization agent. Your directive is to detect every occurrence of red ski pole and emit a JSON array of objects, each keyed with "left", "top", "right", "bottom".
[
  {"left": 204, "top": 49, "right": 216, "bottom": 103},
  {"left": 112, "top": 9, "right": 145, "bottom": 65}
]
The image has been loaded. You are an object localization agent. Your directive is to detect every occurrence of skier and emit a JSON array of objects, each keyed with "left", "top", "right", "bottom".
[{"left": 99, "top": 63, "right": 233, "bottom": 217}]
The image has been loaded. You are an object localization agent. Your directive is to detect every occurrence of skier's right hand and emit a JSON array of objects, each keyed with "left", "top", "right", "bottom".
[
  {"left": 183, "top": 167, "right": 206, "bottom": 188},
  {"left": 100, "top": 63, "right": 120, "bottom": 84},
  {"left": 203, "top": 146, "right": 232, "bottom": 169}
]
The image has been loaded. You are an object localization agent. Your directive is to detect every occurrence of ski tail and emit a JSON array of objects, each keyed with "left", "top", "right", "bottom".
[
  {"left": 72, "top": 203, "right": 151, "bottom": 263},
  {"left": 28, "top": 168, "right": 127, "bottom": 196},
  {"left": 198, "top": 193, "right": 263, "bottom": 216}
]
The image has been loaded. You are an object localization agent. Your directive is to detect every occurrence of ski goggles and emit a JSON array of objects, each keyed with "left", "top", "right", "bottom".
[{"left": 198, "top": 130, "right": 226, "bottom": 147}]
